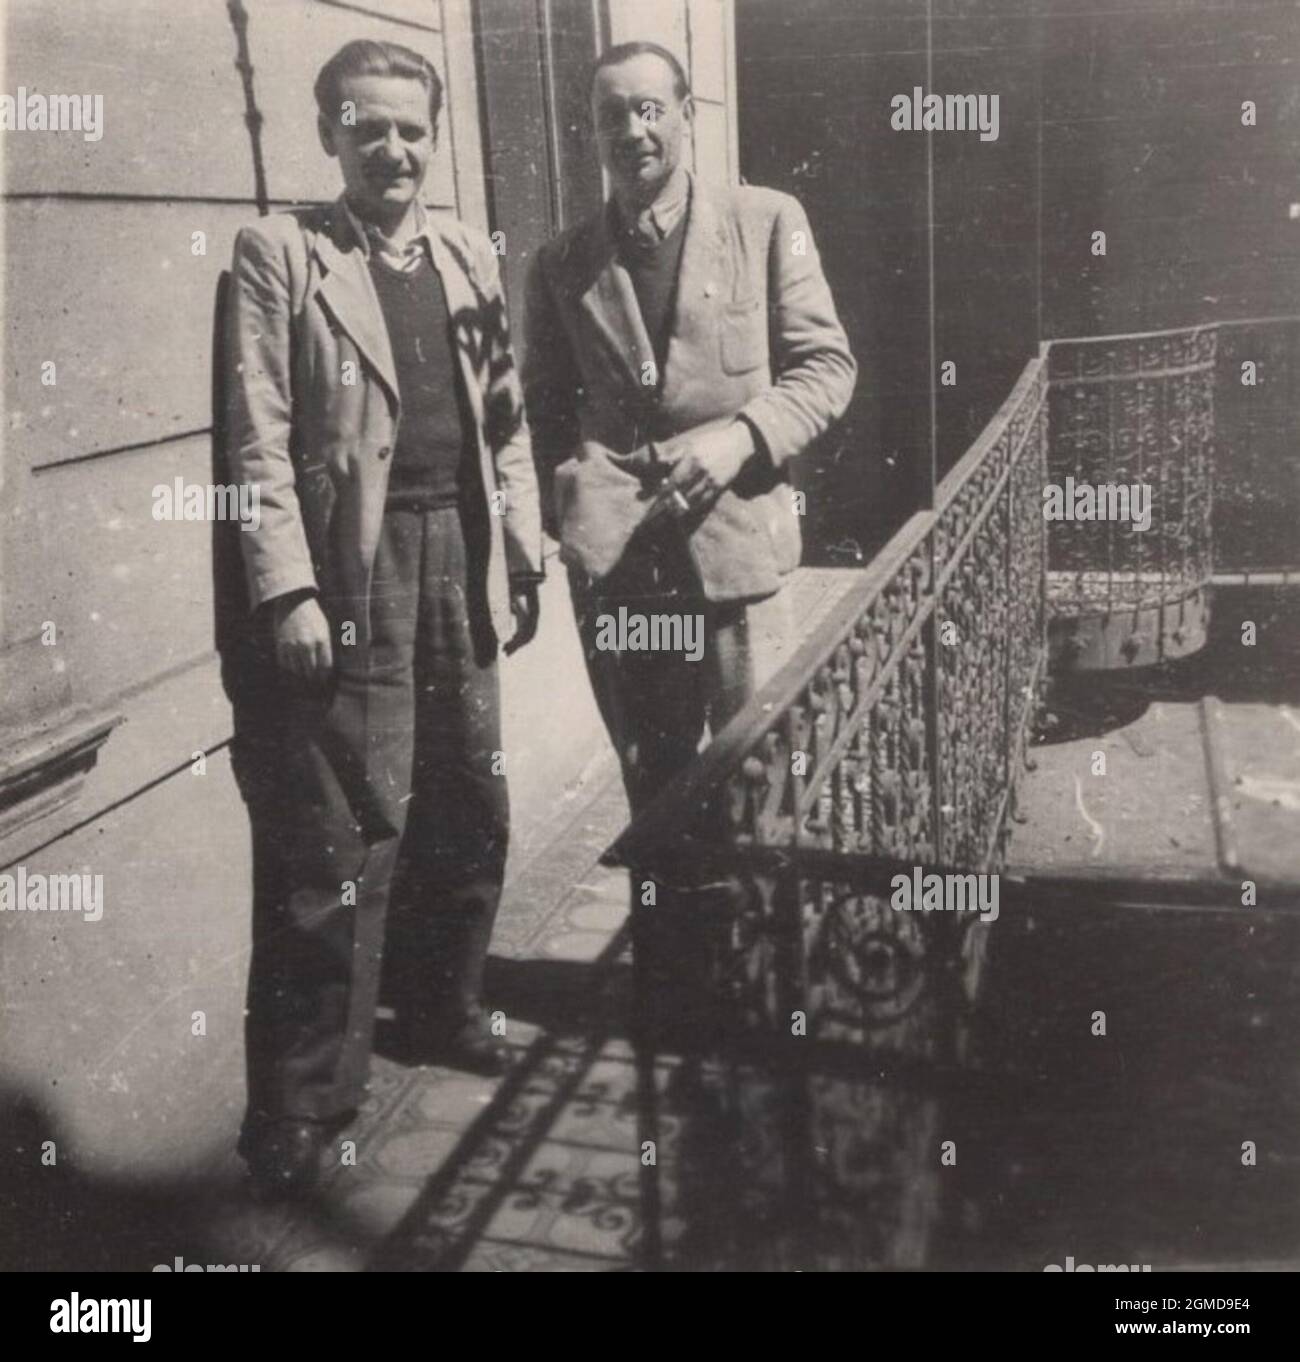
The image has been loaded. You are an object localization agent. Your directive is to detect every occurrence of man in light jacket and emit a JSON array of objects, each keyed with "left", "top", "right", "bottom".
[
  {"left": 224, "top": 39, "right": 542, "bottom": 1195},
  {"left": 524, "top": 41, "right": 856, "bottom": 816}
]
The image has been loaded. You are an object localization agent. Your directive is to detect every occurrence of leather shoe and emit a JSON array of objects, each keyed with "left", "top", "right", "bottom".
[
  {"left": 237, "top": 1116, "right": 343, "bottom": 1199},
  {"left": 403, "top": 1009, "right": 514, "bottom": 1076}
]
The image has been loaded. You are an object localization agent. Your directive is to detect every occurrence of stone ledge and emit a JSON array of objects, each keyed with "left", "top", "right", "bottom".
[{"left": 0, "top": 706, "right": 123, "bottom": 863}]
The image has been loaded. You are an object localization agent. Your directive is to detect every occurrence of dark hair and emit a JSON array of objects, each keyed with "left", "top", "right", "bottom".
[
  {"left": 589, "top": 41, "right": 690, "bottom": 104},
  {"left": 314, "top": 39, "right": 443, "bottom": 126}
]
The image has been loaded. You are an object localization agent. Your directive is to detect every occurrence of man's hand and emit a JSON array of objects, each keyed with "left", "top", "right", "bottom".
[
  {"left": 655, "top": 421, "right": 755, "bottom": 519},
  {"left": 271, "top": 591, "right": 334, "bottom": 683},
  {"left": 503, "top": 581, "right": 540, "bottom": 656}
]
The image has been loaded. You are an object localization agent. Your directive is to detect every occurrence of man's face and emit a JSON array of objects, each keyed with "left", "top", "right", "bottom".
[
  {"left": 591, "top": 53, "right": 691, "bottom": 202},
  {"left": 318, "top": 74, "right": 434, "bottom": 222}
]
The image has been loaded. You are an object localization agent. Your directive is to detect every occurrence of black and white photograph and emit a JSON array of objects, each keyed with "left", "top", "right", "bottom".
[{"left": 1, "top": 0, "right": 1298, "bottom": 1310}]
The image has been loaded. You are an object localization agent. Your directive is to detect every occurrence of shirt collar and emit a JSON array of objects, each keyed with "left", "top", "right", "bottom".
[
  {"left": 341, "top": 196, "right": 435, "bottom": 269},
  {"left": 610, "top": 175, "right": 691, "bottom": 247}
]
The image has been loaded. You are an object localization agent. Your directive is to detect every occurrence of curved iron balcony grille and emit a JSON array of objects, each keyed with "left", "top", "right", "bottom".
[{"left": 1046, "top": 325, "right": 1217, "bottom": 670}]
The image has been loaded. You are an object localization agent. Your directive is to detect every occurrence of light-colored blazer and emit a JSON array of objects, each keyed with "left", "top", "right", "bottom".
[
  {"left": 524, "top": 173, "right": 856, "bottom": 602},
  {"left": 224, "top": 196, "right": 543, "bottom": 647}
]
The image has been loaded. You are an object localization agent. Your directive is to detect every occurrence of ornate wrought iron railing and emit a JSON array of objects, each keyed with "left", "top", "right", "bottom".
[
  {"left": 609, "top": 351, "right": 1048, "bottom": 1042},
  {"left": 1046, "top": 325, "right": 1217, "bottom": 669}
]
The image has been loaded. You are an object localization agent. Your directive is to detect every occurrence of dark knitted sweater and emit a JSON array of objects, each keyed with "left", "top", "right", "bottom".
[
  {"left": 368, "top": 252, "right": 473, "bottom": 508},
  {"left": 617, "top": 210, "right": 688, "bottom": 385}
]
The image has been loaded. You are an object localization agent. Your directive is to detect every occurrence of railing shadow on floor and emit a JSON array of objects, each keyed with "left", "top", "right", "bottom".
[{"left": 368, "top": 926, "right": 644, "bottom": 1271}]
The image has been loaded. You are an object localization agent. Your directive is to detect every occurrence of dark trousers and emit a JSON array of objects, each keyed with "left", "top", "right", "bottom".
[
  {"left": 568, "top": 527, "right": 792, "bottom": 1032},
  {"left": 569, "top": 528, "right": 761, "bottom": 818},
  {"left": 235, "top": 502, "right": 507, "bottom": 1125}
]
